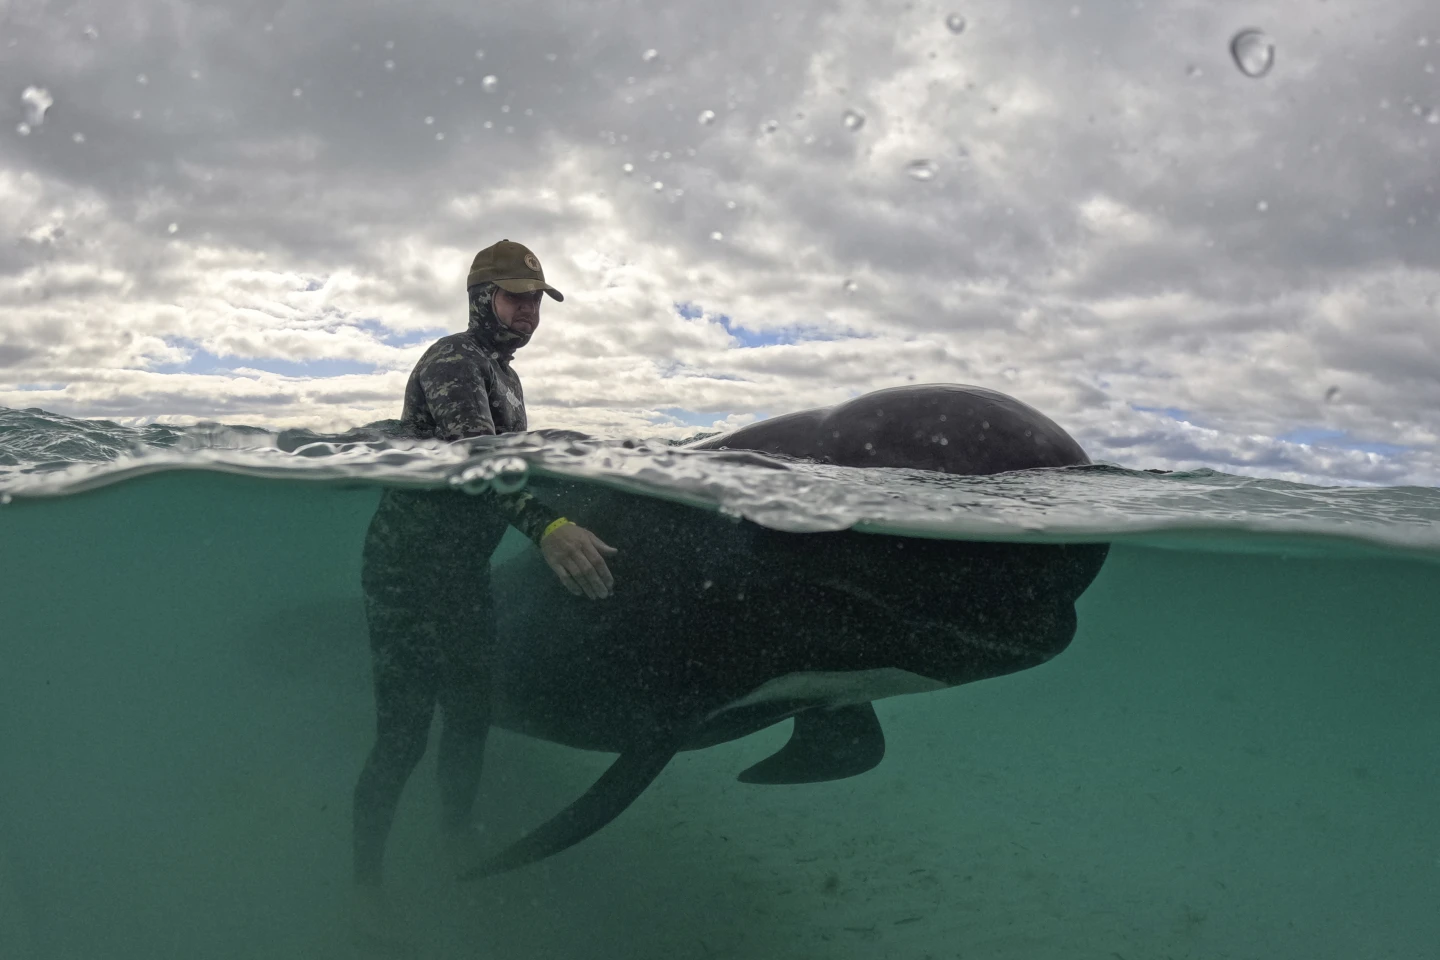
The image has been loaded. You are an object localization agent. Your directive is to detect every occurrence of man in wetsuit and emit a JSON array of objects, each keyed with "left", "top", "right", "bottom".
[{"left": 351, "top": 239, "right": 616, "bottom": 935}]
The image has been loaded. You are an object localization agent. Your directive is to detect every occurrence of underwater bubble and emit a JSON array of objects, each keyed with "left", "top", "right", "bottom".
[
  {"left": 1230, "top": 29, "right": 1275, "bottom": 78},
  {"left": 642, "top": 48, "right": 659, "bottom": 62},
  {"left": 842, "top": 108, "right": 865, "bottom": 131},
  {"left": 21, "top": 87, "right": 53, "bottom": 126},
  {"left": 945, "top": 13, "right": 967, "bottom": 34},
  {"left": 905, "top": 158, "right": 937, "bottom": 181},
  {"left": 698, "top": 109, "right": 716, "bottom": 125},
  {"left": 481, "top": 75, "right": 499, "bottom": 92}
]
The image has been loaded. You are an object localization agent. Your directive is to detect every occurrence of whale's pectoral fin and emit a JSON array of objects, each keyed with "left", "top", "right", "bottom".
[
  {"left": 737, "top": 703, "right": 885, "bottom": 785},
  {"left": 458, "top": 726, "right": 690, "bottom": 881}
]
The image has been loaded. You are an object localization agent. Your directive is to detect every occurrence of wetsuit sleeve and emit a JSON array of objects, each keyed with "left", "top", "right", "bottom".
[
  {"left": 415, "top": 344, "right": 565, "bottom": 545},
  {"left": 415, "top": 343, "right": 498, "bottom": 441}
]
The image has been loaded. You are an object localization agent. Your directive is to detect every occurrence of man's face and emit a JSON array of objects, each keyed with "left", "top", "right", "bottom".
[{"left": 493, "top": 288, "right": 543, "bottom": 337}]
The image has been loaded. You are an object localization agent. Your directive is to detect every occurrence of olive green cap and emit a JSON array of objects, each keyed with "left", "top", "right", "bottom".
[{"left": 467, "top": 239, "right": 564, "bottom": 301}]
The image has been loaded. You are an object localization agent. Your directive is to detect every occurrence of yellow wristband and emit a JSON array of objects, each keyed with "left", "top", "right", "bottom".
[{"left": 541, "top": 517, "right": 573, "bottom": 541}]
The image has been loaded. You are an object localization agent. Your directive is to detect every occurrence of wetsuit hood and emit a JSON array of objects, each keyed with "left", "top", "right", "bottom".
[{"left": 467, "top": 282, "right": 531, "bottom": 361}]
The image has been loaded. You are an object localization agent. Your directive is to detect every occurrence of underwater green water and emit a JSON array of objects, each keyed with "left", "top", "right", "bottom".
[{"left": 1, "top": 469, "right": 1436, "bottom": 960}]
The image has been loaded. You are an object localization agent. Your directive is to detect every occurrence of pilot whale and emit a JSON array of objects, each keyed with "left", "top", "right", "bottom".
[{"left": 464, "top": 383, "right": 1110, "bottom": 878}]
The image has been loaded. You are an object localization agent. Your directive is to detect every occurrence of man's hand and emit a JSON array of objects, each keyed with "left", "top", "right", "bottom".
[{"left": 540, "top": 523, "right": 618, "bottom": 599}]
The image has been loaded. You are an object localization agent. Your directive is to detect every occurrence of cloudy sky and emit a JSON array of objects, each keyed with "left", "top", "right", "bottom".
[{"left": 1, "top": 0, "right": 1438, "bottom": 486}]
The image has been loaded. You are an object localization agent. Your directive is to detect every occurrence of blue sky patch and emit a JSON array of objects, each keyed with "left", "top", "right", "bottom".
[
  {"left": 353, "top": 318, "right": 449, "bottom": 348},
  {"left": 674, "top": 300, "right": 860, "bottom": 349},
  {"left": 154, "top": 344, "right": 376, "bottom": 378},
  {"left": 1279, "top": 428, "right": 1410, "bottom": 457},
  {"left": 1132, "top": 404, "right": 1195, "bottom": 423}
]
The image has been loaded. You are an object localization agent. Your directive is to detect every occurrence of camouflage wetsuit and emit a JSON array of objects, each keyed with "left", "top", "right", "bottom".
[{"left": 352, "top": 283, "right": 560, "bottom": 886}]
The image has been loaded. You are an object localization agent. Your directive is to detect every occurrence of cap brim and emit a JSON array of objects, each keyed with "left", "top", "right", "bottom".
[{"left": 494, "top": 277, "right": 564, "bottom": 302}]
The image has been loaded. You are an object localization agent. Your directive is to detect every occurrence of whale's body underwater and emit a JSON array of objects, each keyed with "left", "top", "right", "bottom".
[{"left": 465, "top": 384, "right": 1110, "bottom": 877}]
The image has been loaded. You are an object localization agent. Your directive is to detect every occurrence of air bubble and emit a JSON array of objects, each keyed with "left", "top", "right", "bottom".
[
  {"left": 1230, "top": 29, "right": 1275, "bottom": 78},
  {"left": 905, "top": 159, "right": 937, "bottom": 181},
  {"left": 698, "top": 109, "right": 716, "bottom": 125},
  {"left": 842, "top": 108, "right": 865, "bottom": 131},
  {"left": 481, "top": 75, "right": 498, "bottom": 92},
  {"left": 945, "top": 13, "right": 966, "bottom": 34}
]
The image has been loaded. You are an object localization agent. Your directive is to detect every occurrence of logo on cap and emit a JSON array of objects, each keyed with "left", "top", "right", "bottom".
[{"left": 523, "top": 253, "right": 540, "bottom": 271}]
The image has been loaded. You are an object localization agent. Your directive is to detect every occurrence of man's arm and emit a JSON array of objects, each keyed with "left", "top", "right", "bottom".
[{"left": 416, "top": 343, "right": 617, "bottom": 597}]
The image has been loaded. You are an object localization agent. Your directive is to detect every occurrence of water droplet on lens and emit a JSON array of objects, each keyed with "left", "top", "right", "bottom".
[
  {"left": 905, "top": 159, "right": 937, "bottom": 181},
  {"left": 424, "top": 116, "right": 434, "bottom": 124},
  {"left": 710, "top": 231, "right": 724, "bottom": 241},
  {"left": 642, "top": 48, "right": 658, "bottom": 62},
  {"left": 21, "top": 87, "right": 53, "bottom": 126},
  {"left": 481, "top": 75, "right": 498, "bottom": 92},
  {"left": 1230, "top": 29, "right": 1275, "bottom": 78},
  {"left": 652, "top": 181, "right": 664, "bottom": 191},
  {"left": 71, "top": 132, "right": 84, "bottom": 143},
  {"left": 168, "top": 223, "right": 179, "bottom": 234},
  {"left": 384, "top": 60, "right": 395, "bottom": 71},
  {"left": 622, "top": 162, "right": 634, "bottom": 174},
  {"left": 16, "top": 123, "right": 30, "bottom": 136},
  {"left": 842, "top": 108, "right": 866, "bottom": 131},
  {"left": 843, "top": 279, "right": 859, "bottom": 294},
  {"left": 698, "top": 109, "right": 716, "bottom": 125},
  {"left": 292, "top": 88, "right": 303, "bottom": 98},
  {"left": 1428, "top": 108, "right": 1440, "bottom": 124},
  {"left": 945, "top": 13, "right": 966, "bottom": 33},
  {"left": 435, "top": 132, "right": 445, "bottom": 141},
  {"left": 137, "top": 73, "right": 148, "bottom": 85},
  {"left": 1256, "top": 199, "right": 1268, "bottom": 212}
]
